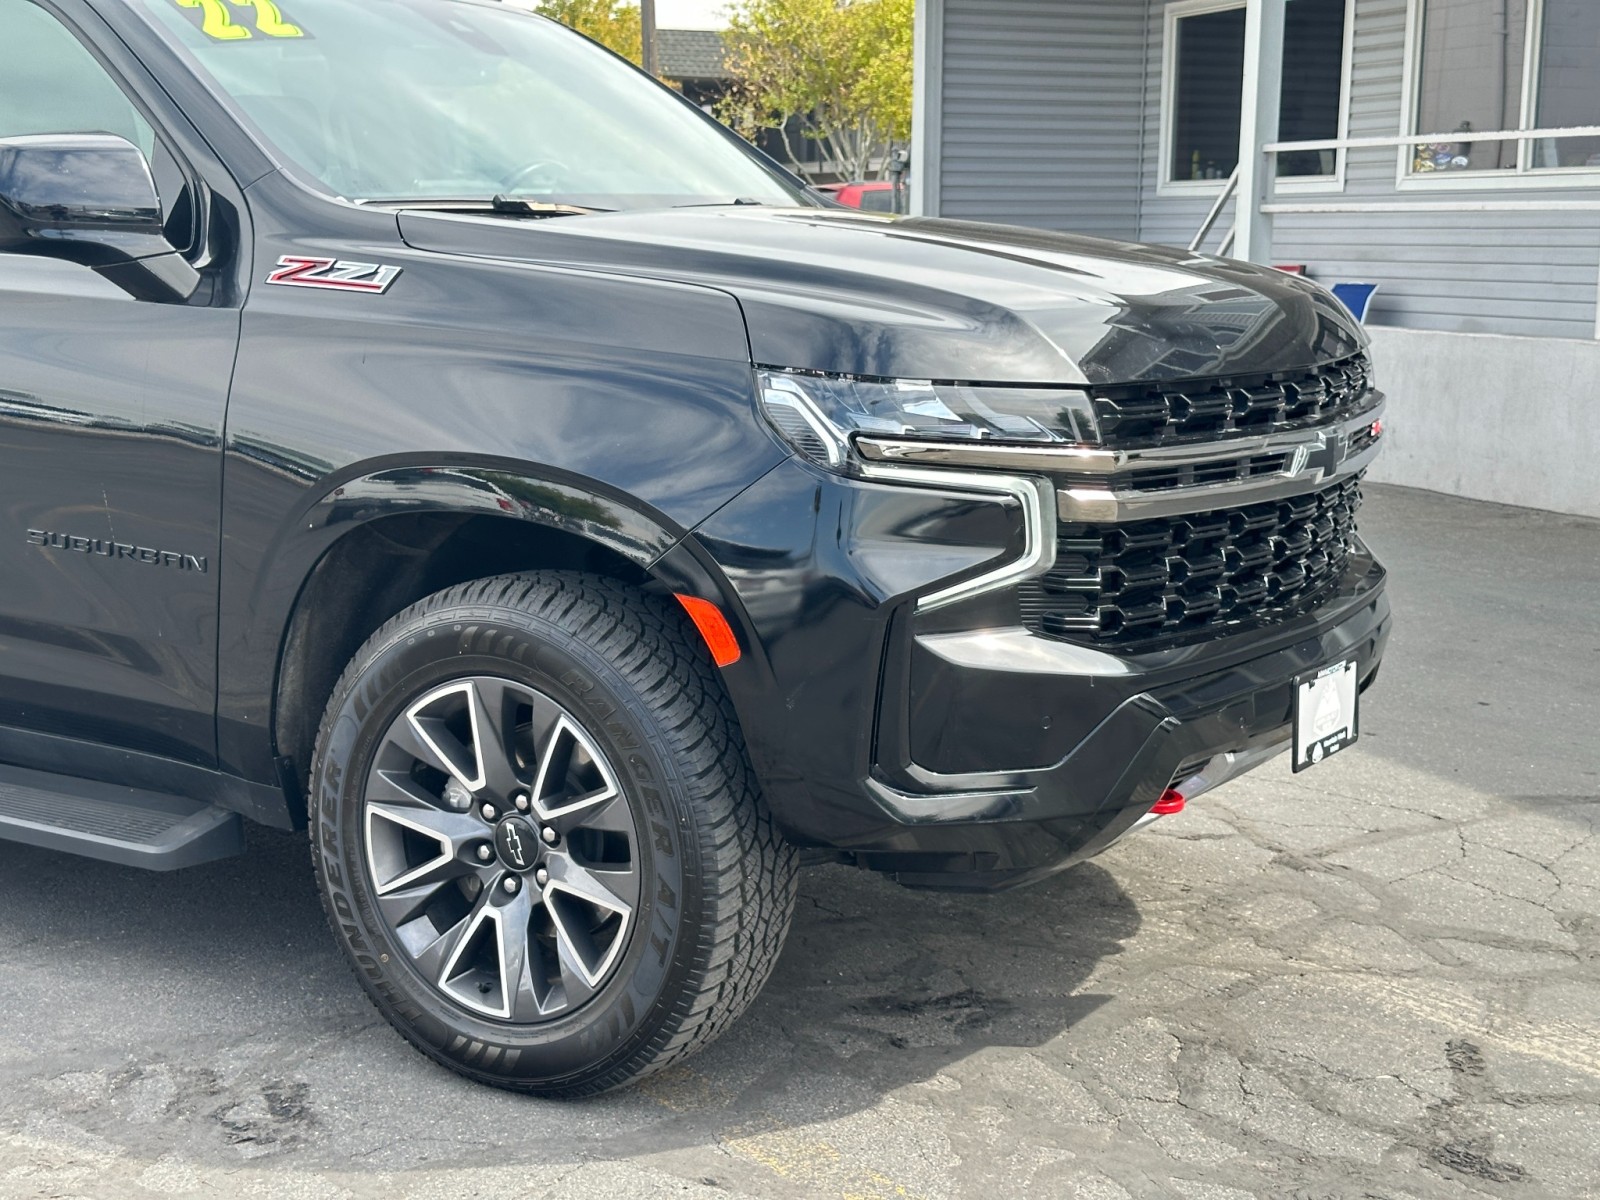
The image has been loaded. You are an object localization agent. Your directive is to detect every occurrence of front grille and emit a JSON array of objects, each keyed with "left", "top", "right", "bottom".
[
  {"left": 1021, "top": 476, "right": 1364, "bottom": 649},
  {"left": 1122, "top": 451, "right": 1292, "bottom": 493},
  {"left": 1089, "top": 353, "right": 1373, "bottom": 449}
]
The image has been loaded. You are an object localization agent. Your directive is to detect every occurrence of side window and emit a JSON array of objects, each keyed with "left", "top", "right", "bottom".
[{"left": 0, "top": 0, "right": 195, "bottom": 250}]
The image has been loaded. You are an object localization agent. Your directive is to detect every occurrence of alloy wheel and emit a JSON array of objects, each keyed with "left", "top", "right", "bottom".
[{"left": 362, "top": 676, "right": 641, "bottom": 1022}]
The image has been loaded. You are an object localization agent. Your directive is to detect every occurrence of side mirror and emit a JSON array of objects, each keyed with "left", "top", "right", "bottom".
[{"left": 0, "top": 134, "right": 199, "bottom": 302}]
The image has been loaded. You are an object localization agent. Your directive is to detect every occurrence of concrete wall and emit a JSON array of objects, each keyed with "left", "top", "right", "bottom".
[{"left": 1364, "top": 327, "right": 1600, "bottom": 518}]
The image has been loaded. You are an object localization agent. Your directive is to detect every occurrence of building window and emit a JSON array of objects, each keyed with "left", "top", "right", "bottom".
[
  {"left": 1164, "top": 0, "right": 1350, "bottom": 187},
  {"left": 1170, "top": 5, "right": 1246, "bottom": 182},
  {"left": 1278, "top": 0, "right": 1351, "bottom": 178},
  {"left": 1410, "top": 0, "right": 1600, "bottom": 175},
  {"left": 1532, "top": 1, "right": 1600, "bottom": 167}
]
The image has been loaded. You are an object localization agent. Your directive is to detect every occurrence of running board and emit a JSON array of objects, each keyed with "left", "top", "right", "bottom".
[{"left": 0, "top": 763, "right": 245, "bottom": 870}]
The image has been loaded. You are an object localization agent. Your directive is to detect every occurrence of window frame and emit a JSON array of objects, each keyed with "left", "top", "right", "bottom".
[
  {"left": 1276, "top": 0, "right": 1357, "bottom": 194},
  {"left": 1158, "top": 0, "right": 1355, "bottom": 198},
  {"left": 1397, "top": 0, "right": 1600, "bottom": 190}
]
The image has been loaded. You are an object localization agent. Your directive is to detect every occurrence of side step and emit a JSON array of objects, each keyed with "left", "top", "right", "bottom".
[{"left": 0, "top": 763, "right": 245, "bottom": 870}]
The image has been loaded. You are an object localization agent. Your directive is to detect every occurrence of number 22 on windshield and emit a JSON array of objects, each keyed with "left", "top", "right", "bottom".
[{"left": 174, "top": 0, "right": 305, "bottom": 41}]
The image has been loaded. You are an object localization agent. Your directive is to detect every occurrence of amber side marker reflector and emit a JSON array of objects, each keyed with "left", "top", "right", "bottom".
[
  {"left": 675, "top": 595, "right": 742, "bottom": 668},
  {"left": 1150, "top": 788, "right": 1187, "bottom": 816}
]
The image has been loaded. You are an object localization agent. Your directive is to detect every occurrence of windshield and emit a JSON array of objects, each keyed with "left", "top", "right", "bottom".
[{"left": 135, "top": 0, "right": 808, "bottom": 209}]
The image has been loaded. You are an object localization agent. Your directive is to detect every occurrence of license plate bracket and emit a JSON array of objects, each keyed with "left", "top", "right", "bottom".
[{"left": 1292, "top": 659, "right": 1360, "bottom": 773}]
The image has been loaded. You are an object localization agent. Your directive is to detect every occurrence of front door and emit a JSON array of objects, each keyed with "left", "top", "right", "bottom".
[{"left": 0, "top": 0, "right": 240, "bottom": 768}]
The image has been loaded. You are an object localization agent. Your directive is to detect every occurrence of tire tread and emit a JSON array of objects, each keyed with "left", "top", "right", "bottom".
[{"left": 308, "top": 571, "right": 799, "bottom": 1097}]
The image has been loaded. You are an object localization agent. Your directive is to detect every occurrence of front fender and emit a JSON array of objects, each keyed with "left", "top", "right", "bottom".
[
  {"left": 312, "top": 461, "right": 683, "bottom": 566},
  {"left": 216, "top": 455, "right": 738, "bottom": 792}
]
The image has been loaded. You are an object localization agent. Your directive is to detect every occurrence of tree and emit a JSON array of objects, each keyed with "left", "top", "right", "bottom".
[
  {"left": 535, "top": 0, "right": 643, "bottom": 65},
  {"left": 720, "top": 0, "right": 913, "bottom": 181}
]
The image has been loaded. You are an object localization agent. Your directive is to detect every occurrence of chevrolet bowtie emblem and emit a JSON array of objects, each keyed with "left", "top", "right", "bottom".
[{"left": 1289, "top": 432, "right": 1347, "bottom": 479}]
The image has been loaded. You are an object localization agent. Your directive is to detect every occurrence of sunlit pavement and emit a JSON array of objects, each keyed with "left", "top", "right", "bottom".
[{"left": 0, "top": 483, "right": 1595, "bottom": 1199}]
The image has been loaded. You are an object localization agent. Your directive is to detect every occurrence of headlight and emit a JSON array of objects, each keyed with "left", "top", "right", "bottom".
[{"left": 757, "top": 370, "right": 1099, "bottom": 472}]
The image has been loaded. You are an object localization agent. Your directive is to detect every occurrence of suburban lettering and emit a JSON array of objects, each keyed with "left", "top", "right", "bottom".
[{"left": 25, "top": 529, "right": 210, "bottom": 572}]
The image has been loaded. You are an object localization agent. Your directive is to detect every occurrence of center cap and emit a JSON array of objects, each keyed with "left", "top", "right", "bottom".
[{"left": 494, "top": 815, "right": 539, "bottom": 873}]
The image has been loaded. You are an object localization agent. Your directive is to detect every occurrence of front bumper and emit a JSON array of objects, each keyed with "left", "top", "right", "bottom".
[
  {"left": 676, "top": 454, "right": 1390, "bottom": 892},
  {"left": 861, "top": 563, "right": 1388, "bottom": 889}
]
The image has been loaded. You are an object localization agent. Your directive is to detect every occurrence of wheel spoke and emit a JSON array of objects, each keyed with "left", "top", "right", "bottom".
[
  {"left": 548, "top": 855, "right": 637, "bottom": 912},
  {"left": 543, "top": 857, "right": 635, "bottom": 990},
  {"left": 397, "top": 683, "right": 484, "bottom": 792},
  {"left": 552, "top": 922, "right": 600, "bottom": 1010},
  {"left": 376, "top": 877, "right": 459, "bottom": 929},
  {"left": 364, "top": 801, "right": 483, "bottom": 896},
  {"left": 434, "top": 888, "right": 519, "bottom": 1019},
  {"left": 575, "top": 791, "right": 636, "bottom": 837},
  {"left": 463, "top": 677, "right": 525, "bottom": 800},
  {"left": 495, "top": 887, "right": 543, "bottom": 1023},
  {"left": 367, "top": 800, "right": 483, "bottom": 851},
  {"left": 412, "top": 886, "right": 489, "bottom": 986},
  {"left": 532, "top": 715, "right": 620, "bottom": 821},
  {"left": 525, "top": 692, "right": 565, "bottom": 768},
  {"left": 409, "top": 927, "right": 454, "bottom": 987},
  {"left": 368, "top": 767, "right": 438, "bottom": 810}
]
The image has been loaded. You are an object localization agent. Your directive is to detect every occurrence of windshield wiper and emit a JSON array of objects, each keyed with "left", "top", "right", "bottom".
[
  {"left": 671, "top": 198, "right": 772, "bottom": 209},
  {"left": 355, "top": 197, "right": 612, "bottom": 217},
  {"left": 490, "top": 195, "right": 612, "bottom": 216}
]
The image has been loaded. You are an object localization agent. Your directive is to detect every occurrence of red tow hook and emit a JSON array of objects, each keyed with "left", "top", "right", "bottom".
[{"left": 1150, "top": 788, "right": 1187, "bottom": 816}]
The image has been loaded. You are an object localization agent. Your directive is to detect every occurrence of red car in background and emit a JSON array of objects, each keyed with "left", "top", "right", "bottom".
[{"left": 816, "top": 181, "right": 899, "bottom": 212}]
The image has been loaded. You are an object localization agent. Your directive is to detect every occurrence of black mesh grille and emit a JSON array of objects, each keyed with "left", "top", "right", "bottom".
[
  {"left": 1022, "top": 476, "right": 1364, "bottom": 649},
  {"left": 1089, "top": 353, "right": 1374, "bottom": 449}
]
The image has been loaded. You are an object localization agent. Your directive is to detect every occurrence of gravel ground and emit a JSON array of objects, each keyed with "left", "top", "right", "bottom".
[{"left": 0, "top": 483, "right": 1595, "bottom": 1200}]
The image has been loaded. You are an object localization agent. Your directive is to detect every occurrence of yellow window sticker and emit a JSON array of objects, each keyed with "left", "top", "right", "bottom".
[{"left": 173, "top": 0, "right": 306, "bottom": 41}]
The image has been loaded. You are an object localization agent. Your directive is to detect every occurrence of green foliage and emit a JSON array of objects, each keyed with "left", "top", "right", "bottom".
[
  {"left": 535, "top": 0, "right": 643, "bottom": 65},
  {"left": 720, "top": 0, "right": 913, "bottom": 180}
]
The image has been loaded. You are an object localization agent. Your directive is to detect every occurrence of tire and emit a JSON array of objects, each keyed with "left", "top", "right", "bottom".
[{"left": 308, "top": 571, "right": 799, "bottom": 1096}]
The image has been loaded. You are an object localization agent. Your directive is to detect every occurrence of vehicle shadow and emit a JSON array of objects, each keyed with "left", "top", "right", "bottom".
[{"left": 0, "top": 825, "right": 1139, "bottom": 1171}]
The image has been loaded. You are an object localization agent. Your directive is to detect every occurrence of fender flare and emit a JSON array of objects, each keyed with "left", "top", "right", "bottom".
[
  {"left": 302, "top": 461, "right": 685, "bottom": 568},
  {"left": 221, "top": 456, "right": 760, "bottom": 801}
]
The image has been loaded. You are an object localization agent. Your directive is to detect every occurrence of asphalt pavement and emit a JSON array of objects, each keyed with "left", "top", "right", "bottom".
[{"left": 0, "top": 483, "right": 1595, "bottom": 1199}]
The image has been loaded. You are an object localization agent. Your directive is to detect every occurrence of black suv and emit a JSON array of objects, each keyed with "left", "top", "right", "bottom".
[{"left": 0, "top": 0, "right": 1389, "bottom": 1095}]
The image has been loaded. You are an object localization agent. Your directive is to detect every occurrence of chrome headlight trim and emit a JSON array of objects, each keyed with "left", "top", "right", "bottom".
[{"left": 856, "top": 461, "right": 1057, "bottom": 613}]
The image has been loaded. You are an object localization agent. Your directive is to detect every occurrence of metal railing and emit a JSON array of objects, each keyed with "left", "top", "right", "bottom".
[
  {"left": 1188, "top": 166, "right": 1239, "bottom": 255},
  {"left": 1191, "top": 125, "right": 1600, "bottom": 254},
  {"left": 1262, "top": 124, "right": 1600, "bottom": 155}
]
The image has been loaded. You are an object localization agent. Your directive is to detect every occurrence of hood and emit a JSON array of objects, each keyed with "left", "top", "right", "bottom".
[{"left": 398, "top": 207, "right": 1366, "bottom": 386}]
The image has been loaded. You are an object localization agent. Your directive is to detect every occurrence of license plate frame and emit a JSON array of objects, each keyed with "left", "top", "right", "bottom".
[{"left": 1291, "top": 658, "right": 1360, "bottom": 773}]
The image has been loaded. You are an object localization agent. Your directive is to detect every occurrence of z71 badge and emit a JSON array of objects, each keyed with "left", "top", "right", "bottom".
[{"left": 265, "top": 256, "right": 402, "bottom": 294}]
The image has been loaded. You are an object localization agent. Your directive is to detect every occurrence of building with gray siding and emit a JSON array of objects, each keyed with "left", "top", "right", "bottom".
[{"left": 912, "top": 0, "right": 1600, "bottom": 518}]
